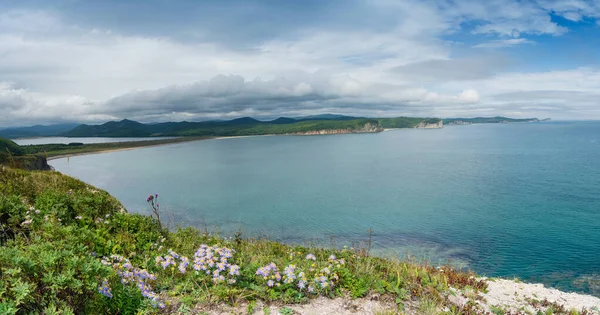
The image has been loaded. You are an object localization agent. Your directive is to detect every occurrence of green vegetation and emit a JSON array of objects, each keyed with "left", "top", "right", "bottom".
[
  {"left": 443, "top": 117, "right": 540, "bottom": 125},
  {"left": 0, "top": 166, "right": 490, "bottom": 314},
  {"left": 62, "top": 116, "right": 440, "bottom": 138},
  {"left": 0, "top": 138, "right": 24, "bottom": 160},
  {"left": 378, "top": 117, "right": 441, "bottom": 129},
  {"left": 19, "top": 137, "right": 211, "bottom": 158}
]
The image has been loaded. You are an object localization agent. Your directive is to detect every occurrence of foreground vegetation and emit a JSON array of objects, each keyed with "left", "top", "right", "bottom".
[{"left": 0, "top": 166, "right": 493, "bottom": 314}]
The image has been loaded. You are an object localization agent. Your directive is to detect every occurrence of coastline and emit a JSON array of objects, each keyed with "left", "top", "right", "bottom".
[
  {"left": 40, "top": 134, "right": 600, "bottom": 313},
  {"left": 31, "top": 160, "right": 600, "bottom": 313},
  {"left": 46, "top": 137, "right": 214, "bottom": 161}
]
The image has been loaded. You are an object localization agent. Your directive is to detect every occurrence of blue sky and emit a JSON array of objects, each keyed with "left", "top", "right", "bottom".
[{"left": 0, "top": 0, "right": 599, "bottom": 126}]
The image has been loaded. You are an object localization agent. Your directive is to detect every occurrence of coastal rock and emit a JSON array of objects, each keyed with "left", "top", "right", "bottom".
[
  {"left": 289, "top": 122, "right": 383, "bottom": 135},
  {"left": 476, "top": 278, "right": 600, "bottom": 314},
  {"left": 415, "top": 120, "right": 443, "bottom": 129}
]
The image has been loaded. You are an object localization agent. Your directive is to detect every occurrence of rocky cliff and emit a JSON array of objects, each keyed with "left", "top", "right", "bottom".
[
  {"left": 415, "top": 120, "right": 443, "bottom": 129},
  {"left": 290, "top": 122, "right": 383, "bottom": 135}
]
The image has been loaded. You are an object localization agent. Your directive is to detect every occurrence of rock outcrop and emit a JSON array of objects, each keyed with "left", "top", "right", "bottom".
[
  {"left": 415, "top": 120, "right": 443, "bottom": 129},
  {"left": 289, "top": 122, "right": 383, "bottom": 135}
]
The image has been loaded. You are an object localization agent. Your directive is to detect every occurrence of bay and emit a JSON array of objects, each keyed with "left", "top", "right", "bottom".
[{"left": 50, "top": 121, "right": 600, "bottom": 294}]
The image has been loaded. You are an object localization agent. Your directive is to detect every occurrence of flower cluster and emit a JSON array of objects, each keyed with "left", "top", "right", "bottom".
[
  {"left": 155, "top": 245, "right": 241, "bottom": 285},
  {"left": 256, "top": 263, "right": 282, "bottom": 287},
  {"left": 255, "top": 253, "right": 347, "bottom": 294},
  {"left": 191, "top": 245, "right": 240, "bottom": 284},
  {"left": 98, "top": 279, "right": 112, "bottom": 298},
  {"left": 100, "top": 255, "right": 164, "bottom": 308},
  {"left": 155, "top": 249, "right": 183, "bottom": 271}
]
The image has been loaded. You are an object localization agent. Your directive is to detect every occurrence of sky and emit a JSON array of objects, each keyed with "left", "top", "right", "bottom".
[{"left": 1, "top": 0, "right": 599, "bottom": 127}]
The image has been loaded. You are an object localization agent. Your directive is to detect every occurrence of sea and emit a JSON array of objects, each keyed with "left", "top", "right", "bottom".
[{"left": 49, "top": 121, "right": 600, "bottom": 295}]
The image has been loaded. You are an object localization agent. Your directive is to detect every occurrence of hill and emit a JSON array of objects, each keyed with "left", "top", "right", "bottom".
[
  {"left": 63, "top": 116, "right": 442, "bottom": 137},
  {"left": 443, "top": 117, "right": 540, "bottom": 125},
  {"left": 0, "top": 123, "right": 79, "bottom": 139},
  {"left": 0, "top": 137, "right": 24, "bottom": 157}
]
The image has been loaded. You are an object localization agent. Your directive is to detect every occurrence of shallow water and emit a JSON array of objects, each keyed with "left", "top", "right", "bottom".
[{"left": 50, "top": 122, "right": 600, "bottom": 294}]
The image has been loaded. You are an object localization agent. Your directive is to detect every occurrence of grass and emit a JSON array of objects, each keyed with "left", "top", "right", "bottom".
[{"left": 0, "top": 166, "right": 490, "bottom": 314}]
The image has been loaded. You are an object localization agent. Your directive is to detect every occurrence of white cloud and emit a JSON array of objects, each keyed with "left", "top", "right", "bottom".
[
  {"left": 0, "top": 1, "right": 599, "bottom": 126},
  {"left": 474, "top": 38, "right": 534, "bottom": 48},
  {"left": 0, "top": 81, "right": 112, "bottom": 127}
]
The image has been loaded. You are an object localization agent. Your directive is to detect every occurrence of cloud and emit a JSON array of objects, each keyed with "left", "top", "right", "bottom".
[
  {"left": 101, "top": 73, "right": 482, "bottom": 121},
  {"left": 473, "top": 38, "right": 534, "bottom": 48},
  {"left": 0, "top": 1, "right": 600, "bottom": 126},
  {"left": 0, "top": 81, "right": 111, "bottom": 127},
  {"left": 392, "top": 55, "right": 512, "bottom": 82}
]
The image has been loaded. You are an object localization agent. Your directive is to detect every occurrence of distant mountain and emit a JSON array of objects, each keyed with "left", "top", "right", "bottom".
[
  {"left": 62, "top": 115, "right": 442, "bottom": 137},
  {"left": 294, "top": 114, "right": 358, "bottom": 121},
  {"left": 270, "top": 117, "right": 298, "bottom": 124},
  {"left": 0, "top": 123, "right": 79, "bottom": 139},
  {"left": 66, "top": 119, "right": 150, "bottom": 137},
  {"left": 443, "top": 117, "right": 540, "bottom": 125}
]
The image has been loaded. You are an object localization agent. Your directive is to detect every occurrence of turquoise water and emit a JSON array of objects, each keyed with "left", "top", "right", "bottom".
[{"left": 50, "top": 122, "right": 600, "bottom": 295}]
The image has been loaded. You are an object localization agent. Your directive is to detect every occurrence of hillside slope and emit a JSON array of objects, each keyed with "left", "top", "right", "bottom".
[{"left": 63, "top": 116, "right": 441, "bottom": 137}]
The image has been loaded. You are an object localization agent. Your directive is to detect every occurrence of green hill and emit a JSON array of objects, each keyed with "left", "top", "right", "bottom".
[
  {"left": 63, "top": 116, "right": 441, "bottom": 137},
  {"left": 0, "top": 138, "right": 24, "bottom": 164},
  {"left": 443, "top": 117, "right": 540, "bottom": 125},
  {"left": 0, "top": 138, "right": 24, "bottom": 156}
]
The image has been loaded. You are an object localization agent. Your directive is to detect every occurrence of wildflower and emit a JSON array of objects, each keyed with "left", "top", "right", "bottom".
[
  {"left": 178, "top": 256, "right": 189, "bottom": 274},
  {"left": 21, "top": 219, "right": 32, "bottom": 226},
  {"left": 306, "top": 253, "right": 316, "bottom": 260},
  {"left": 308, "top": 286, "right": 315, "bottom": 293},
  {"left": 34, "top": 209, "right": 40, "bottom": 214},
  {"left": 267, "top": 280, "right": 275, "bottom": 287},
  {"left": 75, "top": 215, "right": 82, "bottom": 220},
  {"left": 229, "top": 265, "right": 240, "bottom": 276},
  {"left": 98, "top": 279, "right": 113, "bottom": 298},
  {"left": 298, "top": 280, "right": 306, "bottom": 289},
  {"left": 329, "top": 254, "right": 336, "bottom": 261}
]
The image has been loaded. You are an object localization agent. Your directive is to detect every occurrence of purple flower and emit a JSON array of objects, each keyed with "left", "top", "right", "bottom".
[
  {"left": 98, "top": 279, "right": 113, "bottom": 298},
  {"left": 267, "top": 280, "right": 275, "bottom": 287},
  {"left": 306, "top": 254, "right": 316, "bottom": 260},
  {"left": 298, "top": 280, "right": 306, "bottom": 289}
]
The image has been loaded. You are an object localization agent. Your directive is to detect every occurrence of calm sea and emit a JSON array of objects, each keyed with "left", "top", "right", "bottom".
[{"left": 50, "top": 122, "right": 600, "bottom": 295}]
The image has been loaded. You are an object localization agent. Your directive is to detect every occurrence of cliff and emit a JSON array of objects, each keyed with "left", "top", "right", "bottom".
[
  {"left": 415, "top": 120, "right": 443, "bottom": 129},
  {"left": 289, "top": 122, "right": 383, "bottom": 135}
]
